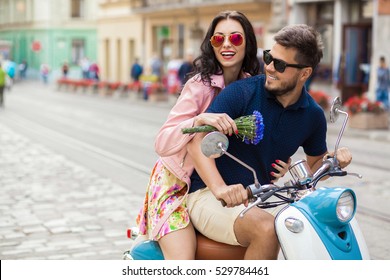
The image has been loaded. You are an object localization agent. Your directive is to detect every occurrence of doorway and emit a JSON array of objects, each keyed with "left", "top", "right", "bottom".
[{"left": 338, "top": 23, "right": 372, "bottom": 103}]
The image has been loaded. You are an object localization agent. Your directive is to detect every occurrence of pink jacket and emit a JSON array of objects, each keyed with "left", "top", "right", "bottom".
[{"left": 155, "top": 73, "right": 249, "bottom": 187}]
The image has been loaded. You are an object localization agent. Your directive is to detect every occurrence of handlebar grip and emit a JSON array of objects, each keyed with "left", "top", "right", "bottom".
[
  {"left": 247, "top": 186, "right": 254, "bottom": 199},
  {"left": 329, "top": 170, "right": 348, "bottom": 177},
  {"left": 220, "top": 187, "right": 253, "bottom": 207}
]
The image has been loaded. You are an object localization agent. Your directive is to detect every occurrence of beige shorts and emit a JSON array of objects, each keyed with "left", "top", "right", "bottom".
[{"left": 187, "top": 187, "right": 283, "bottom": 246}]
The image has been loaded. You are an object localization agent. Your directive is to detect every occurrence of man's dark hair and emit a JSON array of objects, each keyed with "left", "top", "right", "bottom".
[{"left": 274, "top": 24, "right": 324, "bottom": 70}]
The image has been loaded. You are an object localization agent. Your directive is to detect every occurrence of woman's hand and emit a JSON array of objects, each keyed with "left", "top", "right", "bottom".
[
  {"left": 194, "top": 113, "right": 238, "bottom": 136},
  {"left": 270, "top": 158, "right": 292, "bottom": 183}
]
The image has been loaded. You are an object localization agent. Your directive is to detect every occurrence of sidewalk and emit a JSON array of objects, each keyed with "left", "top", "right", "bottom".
[{"left": 310, "top": 81, "right": 390, "bottom": 143}]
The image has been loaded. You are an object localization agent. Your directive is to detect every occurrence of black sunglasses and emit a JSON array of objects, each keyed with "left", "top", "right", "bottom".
[{"left": 263, "top": 50, "right": 310, "bottom": 73}]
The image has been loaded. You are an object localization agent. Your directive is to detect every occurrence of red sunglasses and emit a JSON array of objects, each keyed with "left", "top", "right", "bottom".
[{"left": 210, "top": 33, "right": 244, "bottom": 48}]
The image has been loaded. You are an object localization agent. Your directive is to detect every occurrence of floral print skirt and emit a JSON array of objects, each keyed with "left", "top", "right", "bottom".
[{"left": 136, "top": 159, "right": 189, "bottom": 241}]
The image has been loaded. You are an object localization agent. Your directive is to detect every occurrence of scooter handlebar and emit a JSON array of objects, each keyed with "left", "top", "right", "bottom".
[
  {"left": 220, "top": 184, "right": 276, "bottom": 207},
  {"left": 220, "top": 187, "right": 252, "bottom": 207}
]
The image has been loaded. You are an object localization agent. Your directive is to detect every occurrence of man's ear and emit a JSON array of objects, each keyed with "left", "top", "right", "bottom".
[{"left": 301, "top": 67, "right": 313, "bottom": 82}]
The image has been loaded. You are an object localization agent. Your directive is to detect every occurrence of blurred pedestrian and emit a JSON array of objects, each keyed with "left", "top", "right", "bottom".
[
  {"left": 4, "top": 59, "right": 16, "bottom": 90},
  {"left": 131, "top": 58, "right": 143, "bottom": 82},
  {"left": 80, "top": 57, "right": 90, "bottom": 79},
  {"left": 177, "top": 51, "right": 194, "bottom": 88},
  {"left": 376, "top": 56, "right": 390, "bottom": 110},
  {"left": 62, "top": 61, "right": 69, "bottom": 78},
  {"left": 40, "top": 63, "right": 50, "bottom": 84},
  {"left": 150, "top": 53, "right": 163, "bottom": 81},
  {"left": 0, "top": 62, "right": 6, "bottom": 107},
  {"left": 89, "top": 62, "right": 100, "bottom": 81},
  {"left": 19, "top": 60, "right": 28, "bottom": 80},
  {"left": 139, "top": 68, "right": 158, "bottom": 101},
  {"left": 166, "top": 56, "right": 182, "bottom": 94}
]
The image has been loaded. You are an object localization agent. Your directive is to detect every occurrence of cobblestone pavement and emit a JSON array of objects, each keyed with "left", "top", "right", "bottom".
[{"left": 0, "top": 123, "right": 141, "bottom": 260}]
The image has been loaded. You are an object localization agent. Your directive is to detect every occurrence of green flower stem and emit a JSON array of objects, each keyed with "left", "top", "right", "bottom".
[{"left": 181, "top": 125, "right": 217, "bottom": 134}]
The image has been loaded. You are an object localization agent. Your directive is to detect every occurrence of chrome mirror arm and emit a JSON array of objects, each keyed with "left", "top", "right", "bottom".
[
  {"left": 329, "top": 97, "right": 349, "bottom": 165},
  {"left": 218, "top": 143, "right": 261, "bottom": 189},
  {"left": 333, "top": 108, "right": 348, "bottom": 164}
]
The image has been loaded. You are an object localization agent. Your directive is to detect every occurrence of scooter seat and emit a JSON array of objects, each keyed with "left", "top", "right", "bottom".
[{"left": 195, "top": 232, "right": 246, "bottom": 260}]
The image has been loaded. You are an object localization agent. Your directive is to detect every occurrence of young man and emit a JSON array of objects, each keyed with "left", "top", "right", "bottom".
[{"left": 187, "top": 24, "right": 353, "bottom": 260}]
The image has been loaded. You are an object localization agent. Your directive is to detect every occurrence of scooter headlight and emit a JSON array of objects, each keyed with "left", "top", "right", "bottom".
[
  {"left": 298, "top": 187, "right": 356, "bottom": 227},
  {"left": 336, "top": 191, "right": 355, "bottom": 223}
]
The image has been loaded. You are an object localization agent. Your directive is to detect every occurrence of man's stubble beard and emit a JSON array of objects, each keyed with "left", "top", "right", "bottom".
[{"left": 265, "top": 74, "right": 299, "bottom": 97}]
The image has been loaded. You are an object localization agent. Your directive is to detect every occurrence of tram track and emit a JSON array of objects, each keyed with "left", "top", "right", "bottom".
[{"left": 0, "top": 111, "right": 152, "bottom": 176}]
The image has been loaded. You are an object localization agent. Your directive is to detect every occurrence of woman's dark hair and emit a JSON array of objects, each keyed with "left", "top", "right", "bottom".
[
  {"left": 191, "top": 10, "right": 260, "bottom": 85},
  {"left": 273, "top": 24, "right": 323, "bottom": 70}
]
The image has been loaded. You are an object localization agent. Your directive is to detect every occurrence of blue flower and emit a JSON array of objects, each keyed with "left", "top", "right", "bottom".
[{"left": 182, "top": 110, "right": 265, "bottom": 145}]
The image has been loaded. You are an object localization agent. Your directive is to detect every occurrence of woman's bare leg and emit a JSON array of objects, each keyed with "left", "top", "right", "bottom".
[{"left": 158, "top": 222, "right": 197, "bottom": 260}]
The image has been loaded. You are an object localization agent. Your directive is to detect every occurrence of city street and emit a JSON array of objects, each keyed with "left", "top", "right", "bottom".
[{"left": 0, "top": 81, "right": 389, "bottom": 260}]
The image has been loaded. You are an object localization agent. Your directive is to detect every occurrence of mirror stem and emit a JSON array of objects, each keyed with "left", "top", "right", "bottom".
[
  {"left": 333, "top": 108, "right": 349, "bottom": 162},
  {"left": 218, "top": 143, "right": 261, "bottom": 189}
]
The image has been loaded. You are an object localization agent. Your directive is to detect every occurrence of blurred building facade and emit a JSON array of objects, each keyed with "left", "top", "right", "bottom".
[
  {"left": 0, "top": 0, "right": 98, "bottom": 79},
  {"left": 95, "top": 0, "right": 390, "bottom": 102},
  {"left": 97, "top": 0, "right": 272, "bottom": 83},
  {"left": 0, "top": 0, "right": 389, "bottom": 102},
  {"left": 287, "top": 0, "right": 389, "bottom": 101}
]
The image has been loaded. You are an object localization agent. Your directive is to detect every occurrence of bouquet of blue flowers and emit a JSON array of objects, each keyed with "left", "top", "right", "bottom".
[{"left": 182, "top": 110, "right": 264, "bottom": 145}]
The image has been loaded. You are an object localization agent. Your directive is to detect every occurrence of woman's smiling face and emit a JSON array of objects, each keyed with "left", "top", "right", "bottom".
[{"left": 212, "top": 19, "right": 246, "bottom": 72}]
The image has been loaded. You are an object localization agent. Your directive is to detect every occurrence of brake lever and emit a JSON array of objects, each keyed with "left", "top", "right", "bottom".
[
  {"left": 220, "top": 184, "right": 277, "bottom": 207},
  {"left": 239, "top": 196, "right": 262, "bottom": 217},
  {"left": 347, "top": 172, "right": 363, "bottom": 179},
  {"left": 239, "top": 187, "right": 281, "bottom": 217}
]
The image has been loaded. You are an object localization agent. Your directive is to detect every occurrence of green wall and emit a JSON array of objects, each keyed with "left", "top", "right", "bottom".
[{"left": 0, "top": 28, "right": 97, "bottom": 80}]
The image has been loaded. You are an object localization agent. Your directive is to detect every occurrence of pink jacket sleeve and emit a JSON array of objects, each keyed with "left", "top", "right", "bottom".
[{"left": 155, "top": 78, "right": 214, "bottom": 157}]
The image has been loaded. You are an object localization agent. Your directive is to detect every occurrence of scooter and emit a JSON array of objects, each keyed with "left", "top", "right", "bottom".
[{"left": 124, "top": 97, "right": 370, "bottom": 260}]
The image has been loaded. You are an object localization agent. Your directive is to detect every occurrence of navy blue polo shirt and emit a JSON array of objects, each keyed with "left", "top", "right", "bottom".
[{"left": 190, "top": 74, "right": 327, "bottom": 193}]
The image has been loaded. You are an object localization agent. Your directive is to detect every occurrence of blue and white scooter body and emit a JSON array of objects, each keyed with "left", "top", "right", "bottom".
[
  {"left": 125, "top": 233, "right": 164, "bottom": 260},
  {"left": 275, "top": 187, "right": 370, "bottom": 260}
]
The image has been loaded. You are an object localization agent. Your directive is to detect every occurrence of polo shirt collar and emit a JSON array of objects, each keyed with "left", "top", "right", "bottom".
[{"left": 266, "top": 87, "right": 310, "bottom": 110}]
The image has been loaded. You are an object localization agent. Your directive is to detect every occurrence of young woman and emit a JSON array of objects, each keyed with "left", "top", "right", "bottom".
[{"left": 136, "top": 10, "right": 290, "bottom": 259}]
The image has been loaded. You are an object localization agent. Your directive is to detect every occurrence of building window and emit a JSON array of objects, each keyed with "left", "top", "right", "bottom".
[
  {"left": 315, "top": 3, "right": 334, "bottom": 81},
  {"left": 361, "top": 0, "right": 373, "bottom": 19},
  {"left": 72, "top": 39, "right": 85, "bottom": 64},
  {"left": 71, "top": 0, "right": 84, "bottom": 18},
  {"left": 15, "top": 0, "right": 27, "bottom": 22}
]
